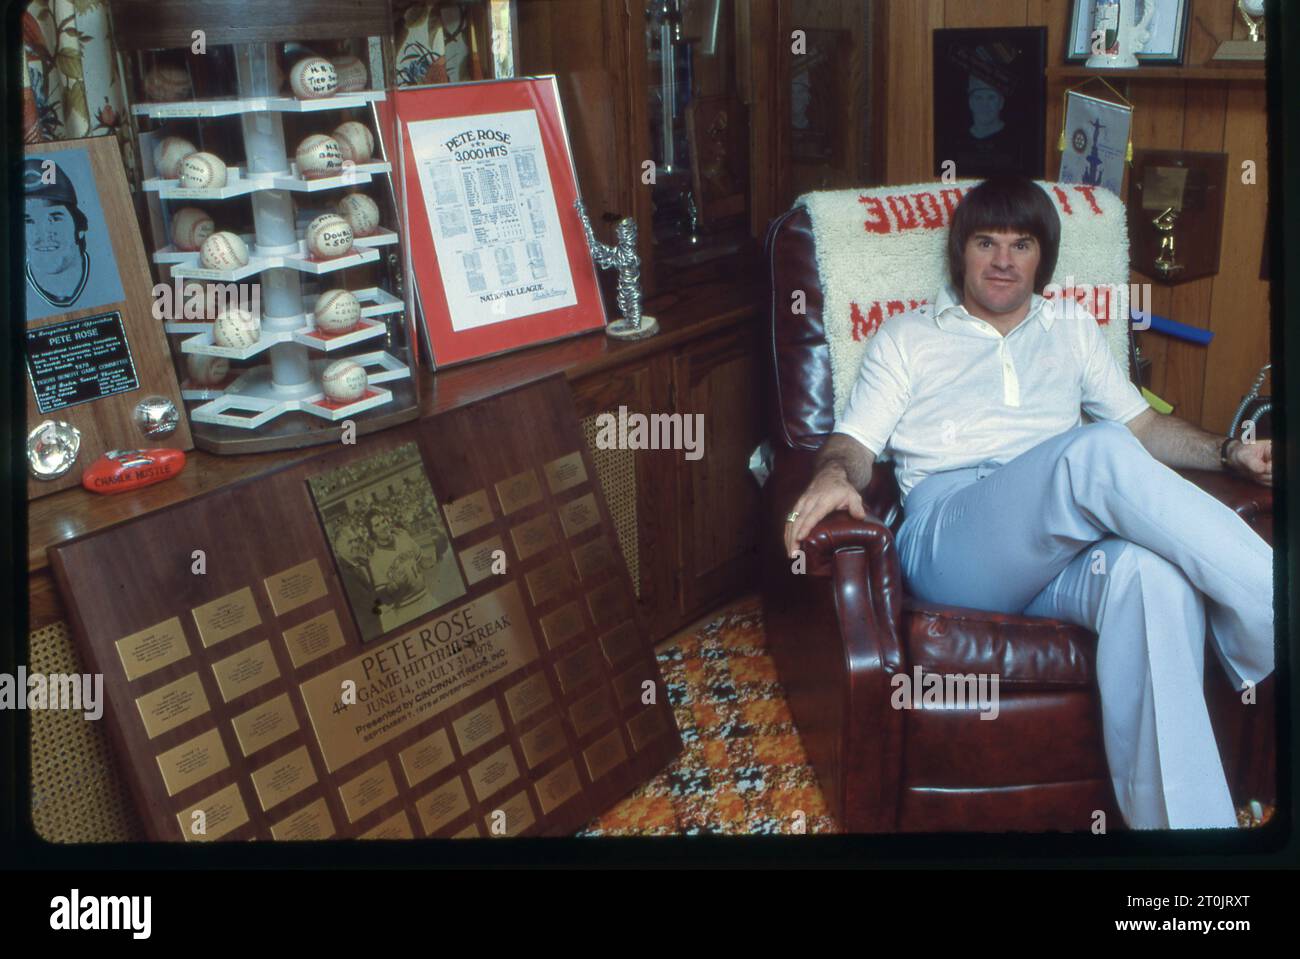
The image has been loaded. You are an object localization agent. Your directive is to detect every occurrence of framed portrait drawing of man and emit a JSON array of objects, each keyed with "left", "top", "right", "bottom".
[
  {"left": 22, "top": 136, "right": 191, "bottom": 497},
  {"left": 932, "top": 27, "right": 1047, "bottom": 180},
  {"left": 308, "top": 442, "right": 467, "bottom": 642}
]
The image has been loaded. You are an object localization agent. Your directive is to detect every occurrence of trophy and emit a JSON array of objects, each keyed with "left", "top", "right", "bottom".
[
  {"left": 575, "top": 200, "right": 660, "bottom": 341},
  {"left": 1085, "top": 0, "right": 1156, "bottom": 69},
  {"left": 1214, "top": 0, "right": 1266, "bottom": 61},
  {"left": 1151, "top": 208, "right": 1184, "bottom": 279}
]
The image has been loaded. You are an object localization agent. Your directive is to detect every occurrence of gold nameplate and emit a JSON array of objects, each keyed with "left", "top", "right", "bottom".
[
  {"left": 452, "top": 823, "right": 482, "bottom": 839},
  {"left": 504, "top": 673, "right": 553, "bottom": 725},
  {"left": 453, "top": 701, "right": 506, "bottom": 754},
  {"left": 135, "top": 671, "right": 211, "bottom": 740},
  {"left": 539, "top": 601, "right": 585, "bottom": 651},
  {"left": 583, "top": 728, "right": 627, "bottom": 782},
  {"left": 487, "top": 789, "right": 535, "bottom": 837},
  {"left": 535, "top": 760, "right": 582, "bottom": 815},
  {"left": 416, "top": 778, "right": 471, "bottom": 835},
  {"left": 210, "top": 640, "right": 280, "bottom": 704},
  {"left": 468, "top": 745, "right": 520, "bottom": 802},
  {"left": 155, "top": 727, "right": 230, "bottom": 797},
  {"left": 270, "top": 797, "right": 335, "bottom": 841},
  {"left": 570, "top": 686, "right": 615, "bottom": 738},
  {"left": 444, "top": 490, "right": 493, "bottom": 539},
  {"left": 299, "top": 583, "right": 539, "bottom": 772},
  {"left": 281, "top": 609, "right": 346, "bottom": 670},
  {"left": 519, "top": 716, "right": 567, "bottom": 769},
  {"left": 115, "top": 617, "right": 190, "bottom": 683},
  {"left": 544, "top": 451, "right": 589, "bottom": 495},
  {"left": 525, "top": 557, "right": 574, "bottom": 607},
  {"left": 554, "top": 645, "right": 601, "bottom": 695},
  {"left": 250, "top": 745, "right": 318, "bottom": 812},
  {"left": 399, "top": 728, "right": 455, "bottom": 788},
  {"left": 192, "top": 587, "right": 261, "bottom": 649},
  {"left": 571, "top": 538, "right": 615, "bottom": 582},
  {"left": 628, "top": 706, "right": 670, "bottom": 752},
  {"left": 599, "top": 622, "right": 640, "bottom": 667},
  {"left": 459, "top": 536, "right": 506, "bottom": 587},
  {"left": 360, "top": 810, "right": 415, "bottom": 840},
  {"left": 230, "top": 692, "right": 299, "bottom": 758},
  {"left": 586, "top": 580, "right": 629, "bottom": 631},
  {"left": 338, "top": 761, "right": 400, "bottom": 824},
  {"left": 509, "top": 513, "right": 557, "bottom": 562},
  {"left": 558, "top": 493, "right": 601, "bottom": 538},
  {"left": 263, "top": 559, "right": 328, "bottom": 617},
  {"left": 613, "top": 666, "right": 647, "bottom": 711},
  {"left": 176, "top": 782, "right": 250, "bottom": 842},
  {"left": 495, "top": 469, "right": 543, "bottom": 515}
]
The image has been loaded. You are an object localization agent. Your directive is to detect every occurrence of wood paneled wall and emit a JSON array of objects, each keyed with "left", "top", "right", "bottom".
[{"left": 877, "top": 0, "right": 1271, "bottom": 432}]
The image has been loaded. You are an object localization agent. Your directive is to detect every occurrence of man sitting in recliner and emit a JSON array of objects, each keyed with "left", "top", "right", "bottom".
[{"left": 783, "top": 174, "right": 1273, "bottom": 830}]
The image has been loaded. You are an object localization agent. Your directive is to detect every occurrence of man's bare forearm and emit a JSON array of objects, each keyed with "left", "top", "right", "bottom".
[
  {"left": 815, "top": 433, "right": 876, "bottom": 489},
  {"left": 1135, "top": 412, "right": 1228, "bottom": 470}
]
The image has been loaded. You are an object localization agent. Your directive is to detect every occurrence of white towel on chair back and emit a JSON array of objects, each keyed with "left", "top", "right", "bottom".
[{"left": 795, "top": 180, "right": 1133, "bottom": 428}]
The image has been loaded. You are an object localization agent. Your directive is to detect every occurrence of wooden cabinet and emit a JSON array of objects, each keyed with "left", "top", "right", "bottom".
[{"left": 671, "top": 324, "right": 763, "bottom": 619}]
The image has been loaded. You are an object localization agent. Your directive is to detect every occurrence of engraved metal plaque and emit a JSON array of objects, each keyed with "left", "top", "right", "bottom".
[
  {"left": 115, "top": 617, "right": 190, "bottom": 682},
  {"left": 192, "top": 588, "right": 261, "bottom": 649}
]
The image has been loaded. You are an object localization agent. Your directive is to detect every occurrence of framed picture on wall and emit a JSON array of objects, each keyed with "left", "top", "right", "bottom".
[
  {"left": 383, "top": 77, "right": 607, "bottom": 367},
  {"left": 1066, "top": 0, "right": 1191, "bottom": 65},
  {"left": 932, "top": 27, "right": 1047, "bottom": 180}
]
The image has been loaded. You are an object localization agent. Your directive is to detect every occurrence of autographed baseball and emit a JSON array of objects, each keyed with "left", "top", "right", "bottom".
[
  {"left": 213, "top": 308, "right": 260, "bottom": 348},
  {"left": 154, "top": 136, "right": 197, "bottom": 179},
  {"left": 337, "top": 192, "right": 380, "bottom": 235},
  {"left": 178, "top": 151, "right": 228, "bottom": 189},
  {"left": 306, "top": 213, "right": 354, "bottom": 258},
  {"left": 171, "top": 206, "right": 215, "bottom": 250},
  {"left": 200, "top": 231, "right": 250, "bottom": 270},
  {"left": 289, "top": 57, "right": 338, "bottom": 99},
  {"left": 144, "top": 65, "right": 191, "bottom": 102},
  {"left": 185, "top": 353, "right": 231, "bottom": 386},
  {"left": 314, "top": 288, "right": 362, "bottom": 333},
  {"left": 322, "top": 359, "right": 368, "bottom": 402},
  {"left": 331, "top": 55, "right": 369, "bottom": 92},
  {"left": 332, "top": 121, "right": 374, "bottom": 164},
  {"left": 295, "top": 134, "right": 343, "bottom": 179}
]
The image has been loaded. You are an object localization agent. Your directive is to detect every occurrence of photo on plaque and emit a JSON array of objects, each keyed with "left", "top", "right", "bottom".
[
  {"left": 308, "top": 443, "right": 466, "bottom": 642},
  {"left": 931, "top": 27, "right": 1046, "bottom": 180},
  {"left": 23, "top": 145, "right": 125, "bottom": 323}
]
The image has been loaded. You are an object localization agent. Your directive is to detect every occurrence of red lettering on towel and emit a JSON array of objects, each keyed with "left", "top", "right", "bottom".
[
  {"left": 913, "top": 192, "right": 946, "bottom": 228},
  {"left": 859, "top": 195, "right": 891, "bottom": 234},
  {"left": 1073, "top": 185, "right": 1103, "bottom": 214},
  {"left": 887, "top": 195, "right": 919, "bottom": 231}
]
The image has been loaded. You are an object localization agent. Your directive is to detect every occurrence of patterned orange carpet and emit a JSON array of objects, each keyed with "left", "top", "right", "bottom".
[{"left": 579, "top": 595, "right": 837, "bottom": 836}]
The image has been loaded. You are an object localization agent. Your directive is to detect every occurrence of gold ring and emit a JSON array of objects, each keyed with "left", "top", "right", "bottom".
[{"left": 786, "top": 511, "right": 799, "bottom": 523}]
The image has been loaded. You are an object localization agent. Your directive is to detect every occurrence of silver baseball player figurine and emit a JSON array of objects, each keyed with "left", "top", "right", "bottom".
[{"left": 575, "top": 199, "right": 659, "bottom": 340}]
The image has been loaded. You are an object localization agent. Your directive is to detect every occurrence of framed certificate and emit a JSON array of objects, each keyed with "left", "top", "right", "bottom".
[{"left": 384, "top": 77, "right": 607, "bottom": 367}]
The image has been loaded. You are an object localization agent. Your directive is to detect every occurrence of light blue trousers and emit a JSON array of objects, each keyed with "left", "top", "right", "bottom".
[{"left": 895, "top": 421, "right": 1275, "bottom": 830}]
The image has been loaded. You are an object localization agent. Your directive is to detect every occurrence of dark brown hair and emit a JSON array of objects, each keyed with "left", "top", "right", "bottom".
[{"left": 947, "top": 175, "right": 1060, "bottom": 293}]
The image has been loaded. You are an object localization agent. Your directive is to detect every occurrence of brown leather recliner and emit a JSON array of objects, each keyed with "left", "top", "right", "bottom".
[{"left": 760, "top": 206, "right": 1275, "bottom": 832}]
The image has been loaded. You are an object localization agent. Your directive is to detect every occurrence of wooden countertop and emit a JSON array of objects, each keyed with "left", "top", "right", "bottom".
[{"left": 27, "top": 271, "right": 761, "bottom": 576}]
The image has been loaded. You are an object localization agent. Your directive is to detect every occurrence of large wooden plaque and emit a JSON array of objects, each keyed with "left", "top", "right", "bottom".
[{"left": 49, "top": 375, "right": 679, "bottom": 841}]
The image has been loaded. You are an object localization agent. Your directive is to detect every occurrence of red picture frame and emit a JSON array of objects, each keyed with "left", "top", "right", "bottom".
[{"left": 380, "top": 78, "right": 606, "bottom": 367}]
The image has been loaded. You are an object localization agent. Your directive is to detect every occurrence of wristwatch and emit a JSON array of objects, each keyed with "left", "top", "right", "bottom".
[{"left": 1219, "top": 436, "right": 1238, "bottom": 471}]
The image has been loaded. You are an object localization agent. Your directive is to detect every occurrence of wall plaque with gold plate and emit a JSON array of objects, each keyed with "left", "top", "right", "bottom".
[
  {"left": 1127, "top": 150, "right": 1228, "bottom": 286},
  {"left": 23, "top": 137, "right": 192, "bottom": 498},
  {"left": 49, "top": 374, "right": 680, "bottom": 840}
]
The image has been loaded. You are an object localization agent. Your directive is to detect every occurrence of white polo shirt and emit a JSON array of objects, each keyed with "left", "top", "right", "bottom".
[{"left": 834, "top": 285, "right": 1149, "bottom": 507}]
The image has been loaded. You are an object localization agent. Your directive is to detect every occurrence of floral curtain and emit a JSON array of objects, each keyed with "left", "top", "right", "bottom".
[{"left": 21, "top": 0, "right": 129, "bottom": 161}]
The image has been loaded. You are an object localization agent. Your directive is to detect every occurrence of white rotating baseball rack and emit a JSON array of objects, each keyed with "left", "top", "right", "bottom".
[{"left": 136, "top": 44, "right": 412, "bottom": 431}]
